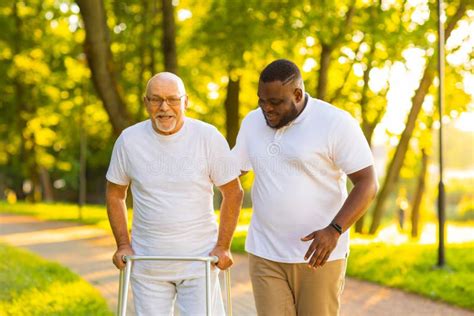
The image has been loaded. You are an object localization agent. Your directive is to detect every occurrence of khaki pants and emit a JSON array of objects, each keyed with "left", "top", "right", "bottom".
[{"left": 249, "top": 253, "right": 346, "bottom": 316}]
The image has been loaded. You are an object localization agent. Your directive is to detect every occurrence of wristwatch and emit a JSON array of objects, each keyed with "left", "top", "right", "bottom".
[{"left": 330, "top": 222, "right": 343, "bottom": 235}]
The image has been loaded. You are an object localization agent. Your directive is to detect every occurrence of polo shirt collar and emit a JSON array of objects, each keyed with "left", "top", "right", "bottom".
[{"left": 289, "top": 93, "right": 311, "bottom": 126}]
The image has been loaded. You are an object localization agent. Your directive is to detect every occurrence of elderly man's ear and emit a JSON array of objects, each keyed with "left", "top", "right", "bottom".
[{"left": 183, "top": 95, "right": 189, "bottom": 110}]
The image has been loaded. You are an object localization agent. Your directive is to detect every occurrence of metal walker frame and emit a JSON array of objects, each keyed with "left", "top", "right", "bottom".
[{"left": 117, "top": 255, "right": 232, "bottom": 316}]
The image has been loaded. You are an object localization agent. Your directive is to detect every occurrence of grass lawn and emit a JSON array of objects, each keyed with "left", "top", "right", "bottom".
[
  {"left": 0, "top": 243, "right": 112, "bottom": 316},
  {"left": 2, "top": 201, "right": 473, "bottom": 310},
  {"left": 0, "top": 200, "right": 129, "bottom": 231},
  {"left": 347, "top": 242, "right": 474, "bottom": 310}
]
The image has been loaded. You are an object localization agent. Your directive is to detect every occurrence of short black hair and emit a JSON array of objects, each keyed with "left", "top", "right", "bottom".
[{"left": 260, "top": 59, "right": 302, "bottom": 85}]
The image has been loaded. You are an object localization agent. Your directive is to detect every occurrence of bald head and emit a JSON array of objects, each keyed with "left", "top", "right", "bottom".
[{"left": 145, "top": 72, "right": 186, "bottom": 97}]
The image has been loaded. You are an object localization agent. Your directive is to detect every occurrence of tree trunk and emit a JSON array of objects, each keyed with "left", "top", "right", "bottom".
[
  {"left": 316, "top": 1, "right": 355, "bottom": 101},
  {"left": 136, "top": 0, "right": 149, "bottom": 120},
  {"left": 11, "top": 2, "right": 28, "bottom": 201},
  {"left": 0, "top": 173, "right": 4, "bottom": 199},
  {"left": 316, "top": 44, "right": 331, "bottom": 101},
  {"left": 76, "top": 0, "right": 131, "bottom": 136},
  {"left": 354, "top": 61, "right": 373, "bottom": 233},
  {"left": 368, "top": 2, "right": 467, "bottom": 234},
  {"left": 162, "top": 0, "right": 178, "bottom": 74},
  {"left": 224, "top": 75, "right": 240, "bottom": 148},
  {"left": 39, "top": 167, "right": 54, "bottom": 201},
  {"left": 411, "top": 149, "right": 428, "bottom": 238},
  {"left": 354, "top": 50, "right": 375, "bottom": 233},
  {"left": 148, "top": 0, "right": 159, "bottom": 75},
  {"left": 369, "top": 63, "right": 434, "bottom": 234}
]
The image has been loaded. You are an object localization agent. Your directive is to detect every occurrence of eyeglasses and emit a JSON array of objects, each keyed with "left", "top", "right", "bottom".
[{"left": 145, "top": 94, "right": 186, "bottom": 107}]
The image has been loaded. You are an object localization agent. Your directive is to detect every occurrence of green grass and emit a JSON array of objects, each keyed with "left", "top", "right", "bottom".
[
  {"left": 0, "top": 200, "right": 131, "bottom": 231},
  {"left": 347, "top": 242, "right": 474, "bottom": 310},
  {"left": 0, "top": 244, "right": 112, "bottom": 316}
]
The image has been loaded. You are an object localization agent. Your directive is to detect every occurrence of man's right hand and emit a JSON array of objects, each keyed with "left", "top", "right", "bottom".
[{"left": 112, "top": 244, "right": 134, "bottom": 270}]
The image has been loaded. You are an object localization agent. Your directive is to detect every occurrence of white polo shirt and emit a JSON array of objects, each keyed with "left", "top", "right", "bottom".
[
  {"left": 232, "top": 94, "right": 374, "bottom": 263},
  {"left": 106, "top": 118, "right": 240, "bottom": 280}
]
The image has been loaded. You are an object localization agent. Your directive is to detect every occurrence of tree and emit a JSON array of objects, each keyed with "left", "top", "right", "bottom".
[
  {"left": 312, "top": 0, "right": 356, "bottom": 101},
  {"left": 76, "top": 0, "right": 131, "bottom": 136},
  {"left": 411, "top": 148, "right": 429, "bottom": 237},
  {"left": 195, "top": 0, "right": 272, "bottom": 146},
  {"left": 162, "top": 0, "right": 177, "bottom": 74},
  {"left": 369, "top": 0, "right": 469, "bottom": 234}
]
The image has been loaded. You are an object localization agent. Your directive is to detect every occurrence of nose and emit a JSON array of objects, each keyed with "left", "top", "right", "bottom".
[
  {"left": 158, "top": 100, "right": 171, "bottom": 110},
  {"left": 260, "top": 102, "right": 274, "bottom": 112}
]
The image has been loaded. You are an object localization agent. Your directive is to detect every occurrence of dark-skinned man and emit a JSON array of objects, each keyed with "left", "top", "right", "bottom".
[{"left": 232, "top": 59, "right": 378, "bottom": 316}]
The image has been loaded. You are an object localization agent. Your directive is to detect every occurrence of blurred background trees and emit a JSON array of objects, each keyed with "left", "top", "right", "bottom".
[{"left": 0, "top": 0, "right": 472, "bottom": 234}]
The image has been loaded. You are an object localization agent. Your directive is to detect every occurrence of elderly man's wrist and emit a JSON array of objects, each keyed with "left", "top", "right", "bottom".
[{"left": 215, "top": 243, "right": 230, "bottom": 250}]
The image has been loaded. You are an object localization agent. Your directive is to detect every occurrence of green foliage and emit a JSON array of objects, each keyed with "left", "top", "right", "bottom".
[
  {"left": 457, "top": 195, "right": 474, "bottom": 220},
  {"left": 448, "top": 178, "right": 474, "bottom": 221},
  {"left": 0, "top": 244, "right": 112, "bottom": 315},
  {"left": 0, "top": 1, "right": 113, "bottom": 201},
  {"left": 347, "top": 242, "right": 474, "bottom": 310},
  {"left": 0, "top": 0, "right": 472, "bottom": 213}
]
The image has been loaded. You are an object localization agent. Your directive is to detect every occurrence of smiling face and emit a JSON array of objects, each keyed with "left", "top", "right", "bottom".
[
  {"left": 144, "top": 73, "right": 188, "bottom": 135},
  {"left": 258, "top": 80, "right": 304, "bottom": 129}
]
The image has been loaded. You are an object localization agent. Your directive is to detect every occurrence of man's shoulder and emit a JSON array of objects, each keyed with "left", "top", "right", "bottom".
[
  {"left": 186, "top": 117, "right": 222, "bottom": 137},
  {"left": 308, "top": 96, "right": 355, "bottom": 125},
  {"left": 120, "top": 120, "right": 149, "bottom": 139},
  {"left": 241, "top": 108, "right": 263, "bottom": 128},
  {"left": 243, "top": 108, "right": 262, "bottom": 120}
]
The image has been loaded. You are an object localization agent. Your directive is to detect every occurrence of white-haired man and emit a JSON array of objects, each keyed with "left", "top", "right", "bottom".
[{"left": 106, "top": 72, "right": 243, "bottom": 315}]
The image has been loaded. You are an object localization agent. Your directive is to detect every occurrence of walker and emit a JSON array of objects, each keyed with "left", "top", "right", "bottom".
[{"left": 117, "top": 255, "right": 232, "bottom": 316}]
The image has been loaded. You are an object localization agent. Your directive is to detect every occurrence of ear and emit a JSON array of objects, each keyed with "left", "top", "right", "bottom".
[
  {"left": 183, "top": 95, "right": 189, "bottom": 110},
  {"left": 143, "top": 96, "right": 151, "bottom": 114},
  {"left": 294, "top": 88, "right": 303, "bottom": 103}
]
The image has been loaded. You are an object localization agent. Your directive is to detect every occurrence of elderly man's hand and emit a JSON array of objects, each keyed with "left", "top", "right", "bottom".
[
  {"left": 112, "top": 244, "right": 134, "bottom": 270},
  {"left": 301, "top": 226, "right": 340, "bottom": 269},
  {"left": 209, "top": 245, "right": 233, "bottom": 270}
]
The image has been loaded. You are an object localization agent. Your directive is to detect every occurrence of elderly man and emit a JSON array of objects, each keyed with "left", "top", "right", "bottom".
[
  {"left": 232, "top": 59, "right": 378, "bottom": 316},
  {"left": 106, "top": 72, "right": 243, "bottom": 315}
]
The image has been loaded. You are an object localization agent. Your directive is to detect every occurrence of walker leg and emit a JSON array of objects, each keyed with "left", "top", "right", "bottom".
[
  {"left": 119, "top": 260, "right": 132, "bottom": 316},
  {"left": 205, "top": 261, "right": 212, "bottom": 316},
  {"left": 224, "top": 269, "right": 232, "bottom": 316},
  {"left": 117, "top": 269, "right": 124, "bottom": 315}
]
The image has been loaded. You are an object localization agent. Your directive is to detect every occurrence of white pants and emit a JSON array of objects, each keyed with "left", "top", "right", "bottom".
[{"left": 131, "top": 270, "right": 225, "bottom": 316}]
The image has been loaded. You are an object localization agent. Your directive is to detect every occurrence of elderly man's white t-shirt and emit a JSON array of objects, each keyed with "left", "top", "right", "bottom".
[
  {"left": 232, "top": 95, "right": 374, "bottom": 263},
  {"left": 106, "top": 118, "right": 239, "bottom": 280}
]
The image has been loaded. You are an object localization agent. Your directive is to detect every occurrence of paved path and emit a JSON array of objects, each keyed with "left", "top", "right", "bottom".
[{"left": 1, "top": 214, "right": 472, "bottom": 316}]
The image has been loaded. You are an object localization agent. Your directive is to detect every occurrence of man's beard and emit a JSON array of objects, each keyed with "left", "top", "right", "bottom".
[
  {"left": 265, "top": 101, "right": 299, "bottom": 129},
  {"left": 153, "top": 116, "right": 177, "bottom": 133}
]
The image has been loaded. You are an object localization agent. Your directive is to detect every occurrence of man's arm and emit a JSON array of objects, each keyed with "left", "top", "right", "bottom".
[
  {"left": 301, "top": 165, "right": 378, "bottom": 268},
  {"left": 106, "top": 181, "right": 134, "bottom": 269},
  {"left": 210, "top": 178, "right": 244, "bottom": 270}
]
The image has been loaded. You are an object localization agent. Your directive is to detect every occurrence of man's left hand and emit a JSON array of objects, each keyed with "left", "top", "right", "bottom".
[
  {"left": 301, "top": 226, "right": 340, "bottom": 269},
  {"left": 209, "top": 245, "right": 233, "bottom": 270}
]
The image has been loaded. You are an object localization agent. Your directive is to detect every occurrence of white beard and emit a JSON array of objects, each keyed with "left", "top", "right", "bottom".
[{"left": 154, "top": 117, "right": 177, "bottom": 133}]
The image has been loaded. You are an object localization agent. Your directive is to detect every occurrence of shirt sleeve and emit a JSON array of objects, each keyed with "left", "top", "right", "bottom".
[
  {"left": 231, "top": 117, "right": 252, "bottom": 172},
  {"left": 208, "top": 128, "right": 241, "bottom": 186},
  {"left": 330, "top": 113, "right": 374, "bottom": 175},
  {"left": 106, "top": 134, "right": 131, "bottom": 185}
]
